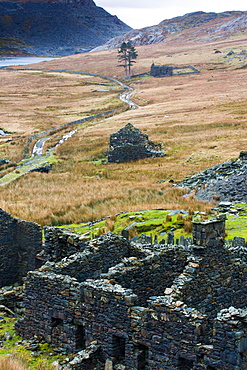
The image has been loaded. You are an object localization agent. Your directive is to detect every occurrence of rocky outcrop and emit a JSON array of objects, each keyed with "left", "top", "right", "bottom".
[
  {"left": 0, "top": 159, "right": 9, "bottom": 166},
  {"left": 92, "top": 11, "right": 247, "bottom": 51},
  {"left": 0, "top": 1, "right": 131, "bottom": 56},
  {"left": 177, "top": 151, "right": 247, "bottom": 203},
  {"left": 108, "top": 123, "right": 165, "bottom": 163}
]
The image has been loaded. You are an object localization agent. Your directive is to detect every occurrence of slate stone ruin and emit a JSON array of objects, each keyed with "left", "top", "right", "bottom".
[
  {"left": 14, "top": 216, "right": 247, "bottom": 369},
  {"left": 193, "top": 215, "right": 226, "bottom": 248},
  {"left": 108, "top": 123, "right": 165, "bottom": 163},
  {"left": 0, "top": 208, "right": 42, "bottom": 287},
  {"left": 177, "top": 151, "right": 247, "bottom": 203},
  {"left": 150, "top": 63, "right": 173, "bottom": 77}
]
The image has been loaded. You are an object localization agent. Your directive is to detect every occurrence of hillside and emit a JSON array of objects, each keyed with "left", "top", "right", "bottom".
[
  {"left": 93, "top": 11, "right": 247, "bottom": 51},
  {"left": 0, "top": 30, "right": 247, "bottom": 225},
  {"left": 0, "top": 0, "right": 131, "bottom": 56}
]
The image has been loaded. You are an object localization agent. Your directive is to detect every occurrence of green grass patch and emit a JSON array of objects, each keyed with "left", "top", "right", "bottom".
[
  {"left": 59, "top": 209, "right": 192, "bottom": 242},
  {"left": 225, "top": 203, "right": 247, "bottom": 240},
  {"left": 0, "top": 315, "right": 65, "bottom": 369},
  {"left": 59, "top": 205, "right": 247, "bottom": 243}
]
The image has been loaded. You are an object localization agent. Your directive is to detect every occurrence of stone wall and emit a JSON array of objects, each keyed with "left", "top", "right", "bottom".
[
  {"left": 193, "top": 217, "right": 226, "bottom": 247},
  {"left": 108, "top": 123, "right": 165, "bottom": 163},
  {"left": 0, "top": 208, "right": 42, "bottom": 287},
  {"left": 15, "top": 219, "right": 247, "bottom": 369},
  {"left": 42, "top": 226, "right": 88, "bottom": 262},
  {"left": 47, "top": 233, "right": 131, "bottom": 282},
  {"left": 15, "top": 271, "right": 83, "bottom": 353},
  {"left": 102, "top": 247, "right": 189, "bottom": 306},
  {"left": 16, "top": 233, "right": 132, "bottom": 352}
]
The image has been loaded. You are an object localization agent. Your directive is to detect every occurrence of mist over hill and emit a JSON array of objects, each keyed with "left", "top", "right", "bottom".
[
  {"left": 0, "top": 0, "right": 131, "bottom": 56},
  {"left": 93, "top": 10, "right": 247, "bottom": 51}
]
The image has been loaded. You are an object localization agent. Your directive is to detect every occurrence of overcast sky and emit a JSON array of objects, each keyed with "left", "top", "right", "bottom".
[{"left": 95, "top": 0, "right": 247, "bottom": 29}]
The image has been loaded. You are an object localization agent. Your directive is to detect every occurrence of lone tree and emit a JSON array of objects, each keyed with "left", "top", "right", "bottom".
[{"left": 118, "top": 41, "right": 138, "bottom": 78}]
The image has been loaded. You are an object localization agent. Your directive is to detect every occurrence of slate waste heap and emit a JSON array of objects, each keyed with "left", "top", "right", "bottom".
[
  {"left": 0, "top": 208, "right": 244, "bottom": 369},
  {"left": 108, "top": 123, "right": 165, "bottom": 163},
  {"left": 177, "top": 151, "right": 247, "bottom": 203}
]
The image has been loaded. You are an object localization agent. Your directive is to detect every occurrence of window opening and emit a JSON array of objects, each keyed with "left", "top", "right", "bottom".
[
  {"left": 112, "top": 335, "right": 126, "bottom": 364},
  {"left": 75, "top": 325, "right": 86, "bottom": 350},
  {"left": 51, "top": 317, "right": 63, "bottom": 327},
  {"left": 136, "top": 343, "right": 149, "bottom": 369},
  {"left": 178, "top": 357, "right": 194, "bottom": 369}
]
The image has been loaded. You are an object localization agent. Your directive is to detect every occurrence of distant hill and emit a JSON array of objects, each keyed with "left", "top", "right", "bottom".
[
  {"left": 0, "top": 0, "right": 131, "bottom": 56},
  {"left": 93, "top": 11, "right": 247, "bottom": 51}
]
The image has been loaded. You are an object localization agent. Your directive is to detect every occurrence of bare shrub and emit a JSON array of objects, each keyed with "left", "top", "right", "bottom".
[
  {"left": 186, "top": 215, "right": 193, "bottom": 222},
  {"left": 165, "top": 214, "right": 172, "bottom": 223},
  {"left": 128, "top": 228, "right": 138, "bottom": 239},
  {"left": 98, "top": 227, "right": 106, "bottom": 236},
  {"left": 105, "top": 218, "right": 115, "bottom": 232},
  {"left": 176, "top": 213, "right": 183, "bottom": 221},
  {"left": 184, "top": 220, "right": 192, "bottom": 234}
]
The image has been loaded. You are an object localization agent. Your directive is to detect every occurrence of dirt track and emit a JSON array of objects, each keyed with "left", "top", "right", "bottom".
[{"left": 0, "top": 68, "right": 138, "bottom": 186}]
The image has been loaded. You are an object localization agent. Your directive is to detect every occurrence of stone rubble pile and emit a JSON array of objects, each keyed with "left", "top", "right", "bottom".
[
  {"left": 177, "top": 151, "right": 247, "bottom": 203},
  {"left": 108, "top": 123, "right": 165, "bottom": 163}
]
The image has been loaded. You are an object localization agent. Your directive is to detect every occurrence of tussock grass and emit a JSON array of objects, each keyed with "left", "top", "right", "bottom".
[{"left": 0, "top": 357, "right": 28, "bottom": 370}]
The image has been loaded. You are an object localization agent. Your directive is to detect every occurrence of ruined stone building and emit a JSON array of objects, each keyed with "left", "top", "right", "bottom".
[
  {"left": 14, "top": 216, "right": 247, "bottom": 369},
  {"left": 150, "top": 63, "right": 173, "bottom": 77},
  {"left": 108, "top": 123, "right": 165, "bottom": 163},
  {"left": 0, "top": 208, "right": 42, "bottom": 287}
]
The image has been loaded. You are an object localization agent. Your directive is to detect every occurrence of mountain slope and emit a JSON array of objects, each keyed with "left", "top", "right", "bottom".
[
  {"left": 93, "top": 11, "right": 247, "bottom": 51},
  {"left": 0, "top": 0, "right": 131, "bottom": 56}
]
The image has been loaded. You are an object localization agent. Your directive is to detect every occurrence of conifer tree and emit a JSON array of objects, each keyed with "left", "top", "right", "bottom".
[{"left": 118, "top": 41, "right": 138, "bottom": 78}]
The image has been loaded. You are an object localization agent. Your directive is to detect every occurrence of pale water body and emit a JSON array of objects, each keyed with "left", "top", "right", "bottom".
[{"left": 0, "top": 57, "right": 57, "bottom": 67}]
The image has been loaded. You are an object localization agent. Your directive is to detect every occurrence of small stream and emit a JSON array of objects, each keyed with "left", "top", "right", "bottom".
[
  {"left": 0, "top": 68, "right": 139, "bottom": 186},
  {"left": 32, "top": 129, "right": 78, "bottom": 157},
  {"left": 32, "top": 137, "right": 50, "bottom": 156},
  {"left": 0, "top": 129, "right": 9, "bottom": 136}
]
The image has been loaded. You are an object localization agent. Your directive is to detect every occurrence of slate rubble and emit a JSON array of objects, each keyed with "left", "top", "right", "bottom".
[{"left": 177, "top": 151, "right": 247, "bottom": 203}]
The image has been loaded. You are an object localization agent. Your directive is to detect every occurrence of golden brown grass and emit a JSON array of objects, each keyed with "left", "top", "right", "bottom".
[
  {"left": 1, "top": 36, "right": 247, "bottom": 225},
  {"left": 0, "top": 70, "right": 122, "bottom": 161},
  {"left": 0, "top": 356, "right": 57, "bottom": 370},
  {"left": 0, "top": 356, "right": 28, "bottom": 370}
]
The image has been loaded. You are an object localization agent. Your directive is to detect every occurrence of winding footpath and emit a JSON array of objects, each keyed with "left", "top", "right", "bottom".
[{"left": 0, "top": 69, "right": 139, "bottom": 186}]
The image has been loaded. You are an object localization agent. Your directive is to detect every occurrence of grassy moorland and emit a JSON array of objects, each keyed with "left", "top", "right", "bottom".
[{"left": 0, "top": 36, "right": 247, "bottom": 226}]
